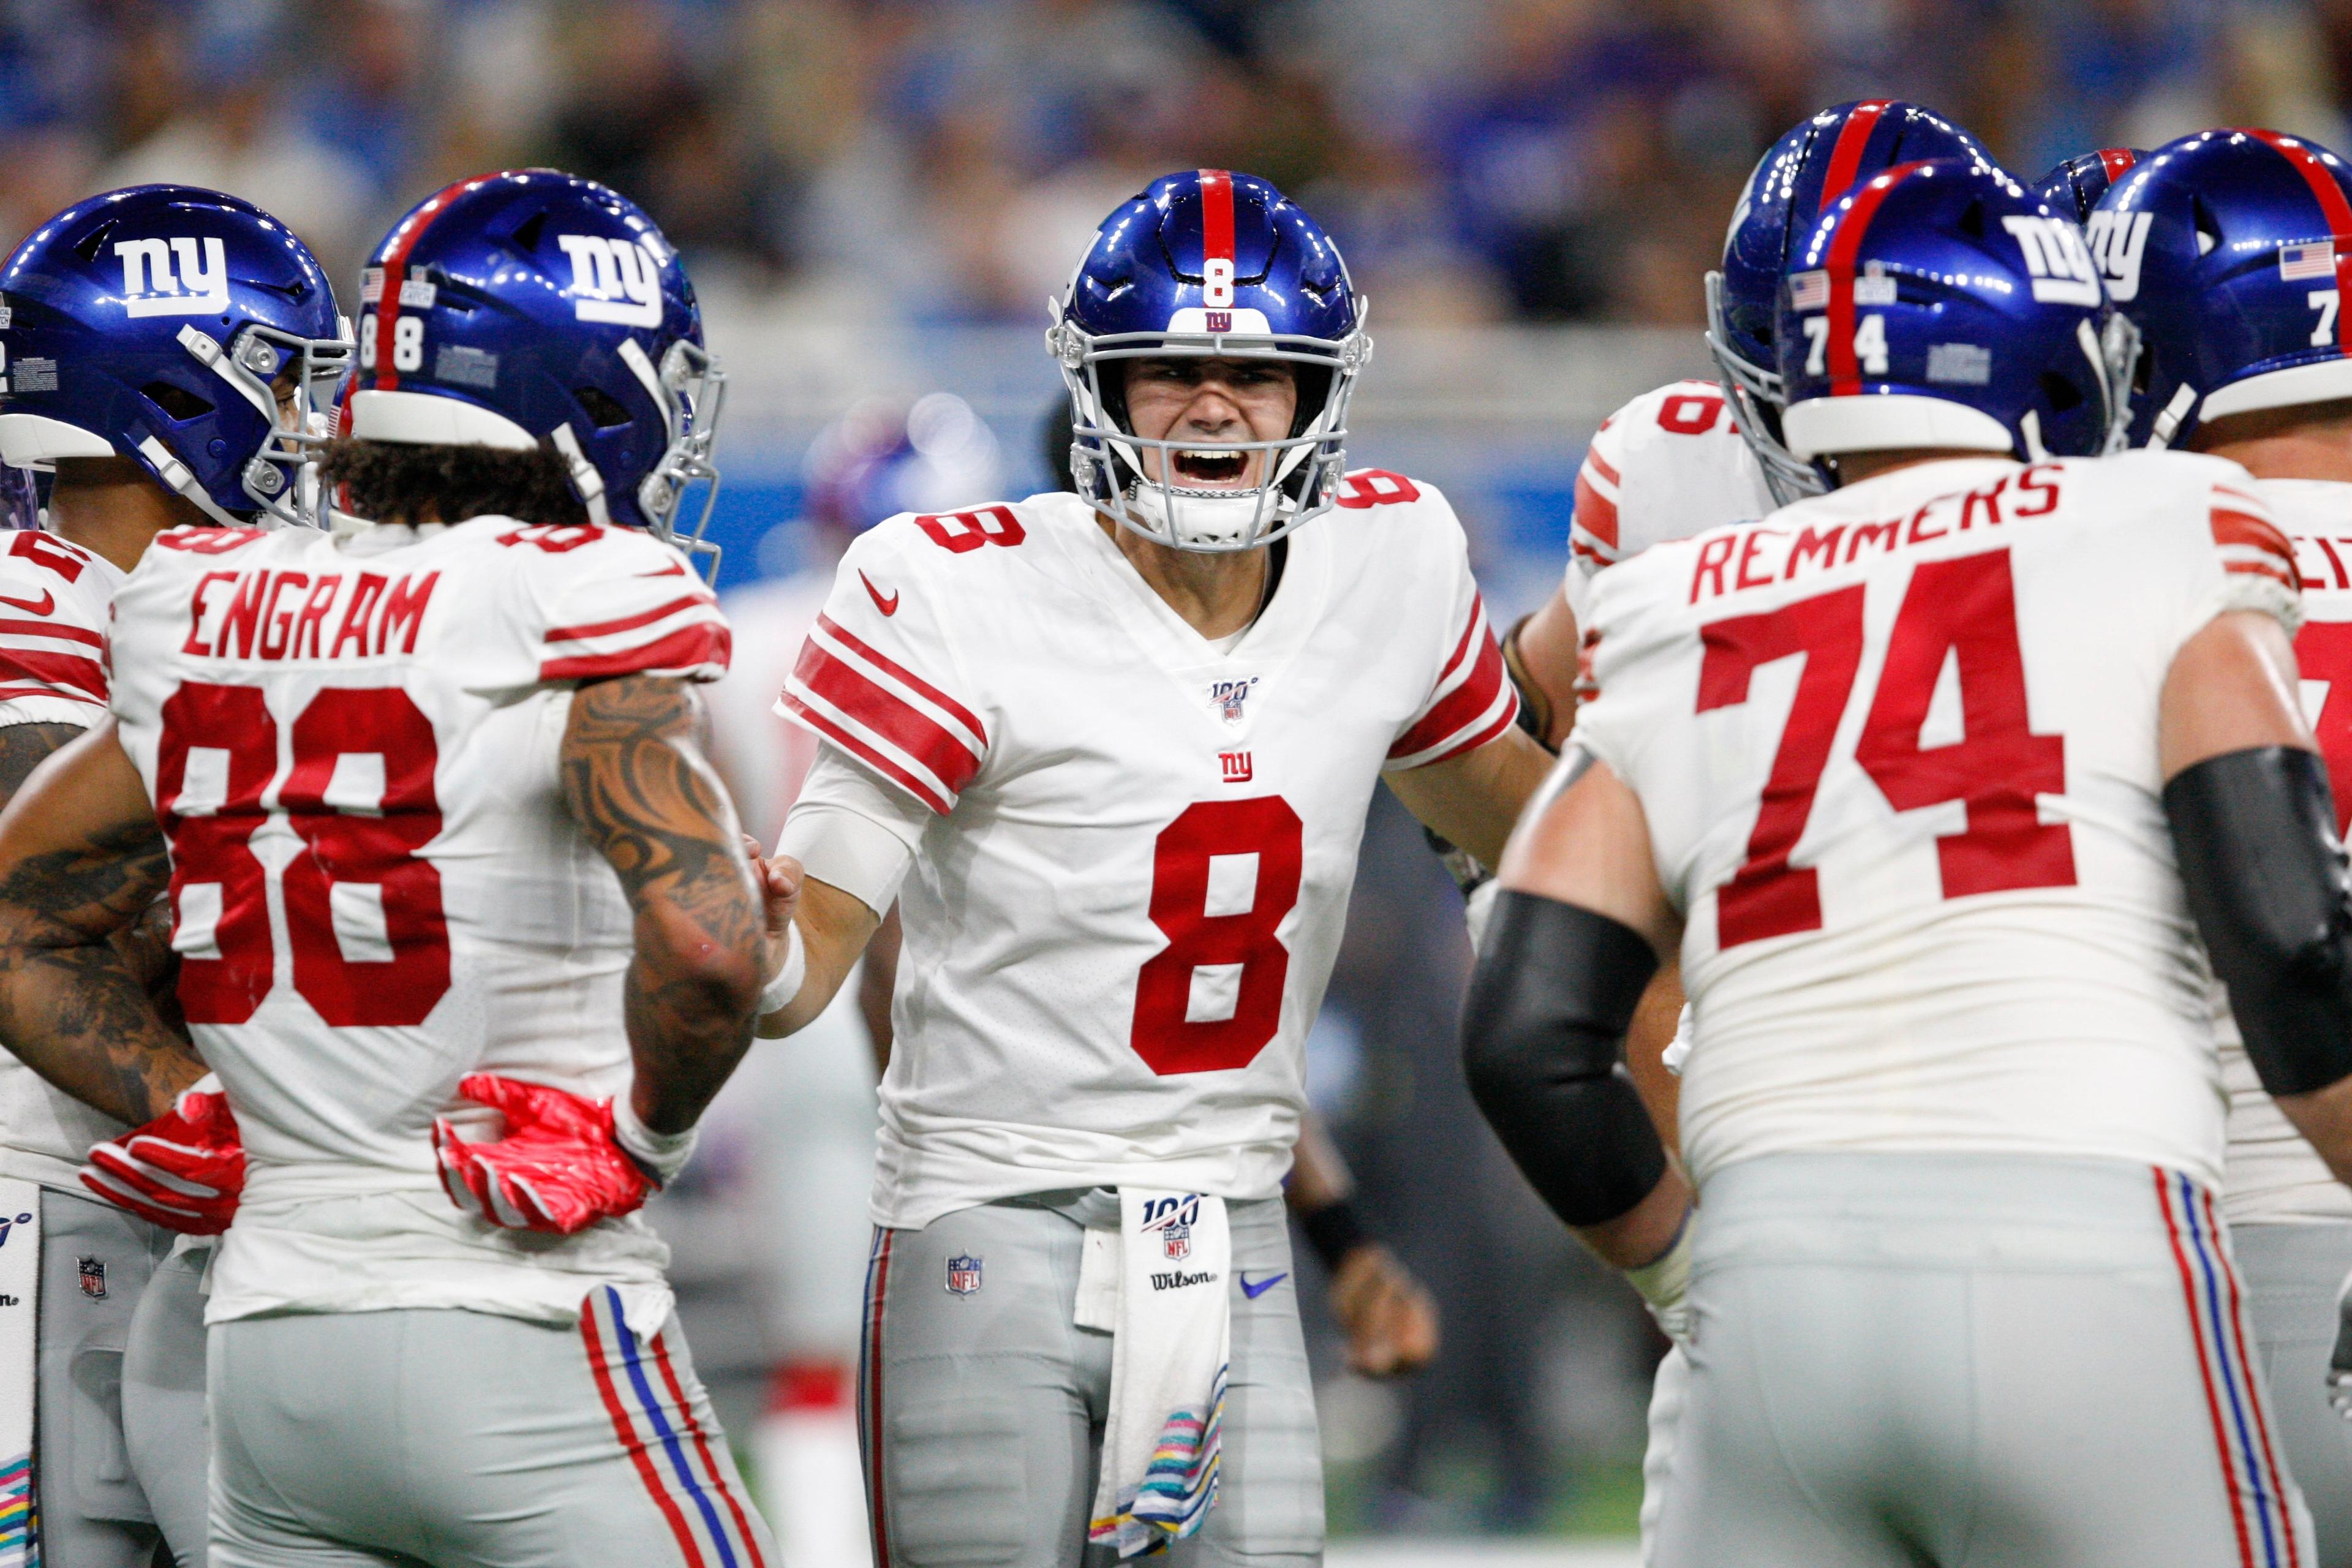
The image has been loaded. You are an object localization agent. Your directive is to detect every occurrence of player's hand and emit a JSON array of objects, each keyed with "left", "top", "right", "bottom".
[
  {"left": 744, "top": 837, "right": 804, "bottom": 997},
  {"left": 432, "top": 1073, "right": 652, "bottom": 1235},
  {"left": 80, "top": 1072, "right": 244, "bottom": 1235},
  {"left": 1329, "top": 1243, "right": 1440, "bottom": 1378}
]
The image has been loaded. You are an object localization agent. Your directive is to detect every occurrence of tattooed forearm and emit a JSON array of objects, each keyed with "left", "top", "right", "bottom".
[
  {"left": 0, "top": 815, "right": 201, "bottom": 1125},
  {"left": 560, "top": 674, "right": 764, "bottom": 1134},
  {"left": 0, "top": 723, "right": 85, "bottom": 801}
]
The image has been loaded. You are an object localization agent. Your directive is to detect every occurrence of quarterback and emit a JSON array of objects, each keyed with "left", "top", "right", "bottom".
[
  {"left": 756, "top": 170, "right": 1550, "bottom": 1565},
  {"left": 1468, "top": 157, "right": 2352, "bottom": 1566}
]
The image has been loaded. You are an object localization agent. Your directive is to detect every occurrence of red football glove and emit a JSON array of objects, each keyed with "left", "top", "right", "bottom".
[
  {"left": 432, "top": 1074, "right": 653, "bottom": 1236},
  {"left": 80, "top": 1073, "right": 244, "bottom": 1235}
]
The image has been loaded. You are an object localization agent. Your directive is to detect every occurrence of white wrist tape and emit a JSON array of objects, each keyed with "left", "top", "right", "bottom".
[
  {"left": 611, "top": 1091, "right": 699, "bottom": 1187},
  {"left": 1623, "top": 1212, "right": 1694, "bottom": 1314},
  {"left": 758, "top": 919, "right": 807, "bottom": 1017}
]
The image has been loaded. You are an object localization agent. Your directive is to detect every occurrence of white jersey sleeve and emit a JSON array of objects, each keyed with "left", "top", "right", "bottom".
[
  {"left": 1573, "top": 451, "right": 2293, "bottom": 1189},
  {"left": 1567, "top": 380, "right": 1775, "bottom": 618},
  {"left": 0, "top": 530, "right": 127, "bottom": 1187},
  {"left": 522, "top": 526, "right": 729, "bottom": 683},
  {"left": 777, "top": 521, "right": 992, "bottom": 815},
  {"left": 2222, "top": 477, "right": 2352, "bottom": 1224},
  {"left": 1384, "top": 480, "right": 1518, "bottom": 771}
]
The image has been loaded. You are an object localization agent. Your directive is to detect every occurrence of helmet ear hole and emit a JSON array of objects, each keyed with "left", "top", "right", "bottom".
[
  {"left": 1956, "top": 197, "right": 1988, "bottom": 241},
  {"left": 509, "top": 211, "right": 547, "bottom": 255},
  {"left": 2040, "top": 370, "right": 2086, "bottom": 414},
  {"left": 574, "top": 387, "right": 631, "bottom": 428},
  {"left": 142, "top": 382, "right": 215, "bottom": 422},
  {"left": 73, "top": 219, "right": 115, "bottom": 265},
  {"left": 2192, "top": 197, "right": 2224, "bottom": 256}
]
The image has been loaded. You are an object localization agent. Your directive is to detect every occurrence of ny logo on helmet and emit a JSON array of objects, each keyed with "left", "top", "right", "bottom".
[
  {"left": 114, "top": 238, "right": 228, "bottom": 318},
  {"left": 554, "top": 235, "right": 663, "bottom": 328},
  {"left": 2082, "top": 211, "right": 2155, "bottom": 303},
  {"left": 2001, "top": 216, "right": 2101, "bottom": 306}
]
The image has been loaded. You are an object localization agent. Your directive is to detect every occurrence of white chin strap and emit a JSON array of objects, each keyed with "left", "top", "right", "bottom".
[
  {"left": 1118, "top": 484, "right": 1286, "bottom": 550},
  {"left": 137, "top": 437, "right": 257, "bottom": 529}
]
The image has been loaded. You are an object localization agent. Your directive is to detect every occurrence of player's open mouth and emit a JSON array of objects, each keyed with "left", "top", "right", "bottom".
[{"left": 1171, "top": 448, "right": 1249, "bottom": 485}]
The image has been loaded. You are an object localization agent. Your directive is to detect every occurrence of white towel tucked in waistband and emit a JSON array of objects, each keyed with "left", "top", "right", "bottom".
[{"left": 1081, "top": 1189, "right": 1231, "bottom": 1558}]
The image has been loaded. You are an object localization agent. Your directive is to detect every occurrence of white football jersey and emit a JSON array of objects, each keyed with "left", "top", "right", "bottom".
[
  {"left": 1573, "top": 452, "right": 2296, "bottom": 1189},
  {"left": 1566, "top": 379, "right": 1774, "bottom": 620},
  {"left": 778, "top": 476, "right": 1517, "bottom": 1229},
  {"left": 106, "top": 516, "right": 729, "bottom": 1327},
  {"left": 0, "top": 528, "right": 129, "bottom": 1189},
  {"left": 2219, "top": 477, "right": 2352, "bottom": 1224}
]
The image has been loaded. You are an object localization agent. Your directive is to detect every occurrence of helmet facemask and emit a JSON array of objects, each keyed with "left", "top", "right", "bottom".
[
  {"left": 168, "top": 314, "right": 355, "bottom": 528},
  {"left": 1705, "top": 270, "right": 1825, "bottom": 507},
  {"left": 618, "top": 335, "right": 726, "bottom": 581},
  {"left": 1050, "top": 306, "right": 1370, "bottom": 554}
]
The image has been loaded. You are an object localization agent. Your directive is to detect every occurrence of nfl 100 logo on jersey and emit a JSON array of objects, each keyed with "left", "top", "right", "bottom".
[
  {"left": 115, "top": 237, "right": 230, "bottom": 318},
  {"left": 1140, "top": 1194, "right": 1200, "bottom": 1262},
  {"left": 555, "top": 235, "right": 665, "bottom": 328}
]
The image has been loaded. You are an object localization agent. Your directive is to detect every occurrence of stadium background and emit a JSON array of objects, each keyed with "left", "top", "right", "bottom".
[{"left": 2, "top": 0, "right": 2343, "bottom": 1558}]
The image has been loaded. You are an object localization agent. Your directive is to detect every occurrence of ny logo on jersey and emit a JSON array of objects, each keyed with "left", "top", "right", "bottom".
[
  {"left": 114, "top": 237, "right": 229, "bottom": 318},
  {"left": 554, "top": 235, "right": 664, "bottom": 328},
  {"left": 2082, "top": 209, "right": 2154, "bottom": 303},
  {"left": 2002, "top": 216, "right": 2101, "bottom": 306},
  {"left": 1219, "top": 750, "right": 1253, "bottom": 784}
]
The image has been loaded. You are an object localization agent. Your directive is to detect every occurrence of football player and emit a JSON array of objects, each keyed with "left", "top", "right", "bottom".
[
  {"left": 0, "top": 170, "right": 778, "bottom": 1566},
  {"left": 0, "top": 183, "right": 349, "bottom": 1568},
  {"left": 2099, "top": 125, "right": 2352, "bottom": 1566},
  {"left": 752, "top": 170, "right": 1551, "bottom": 1565},
  {"left": 1468, "top": 156, "right": 2350, "bottom": 1566}
]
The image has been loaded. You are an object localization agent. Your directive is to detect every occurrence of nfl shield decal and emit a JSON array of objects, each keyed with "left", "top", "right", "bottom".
[
  {"left": 946, "top": 1254, "right": 983, "bottom": 1296},
  {"left": 1140, "top": 1193, "right": 1201, "bottom": 1262},
  {"left": 77, "top": 1257, "right": 105, "bottom": 1299}
]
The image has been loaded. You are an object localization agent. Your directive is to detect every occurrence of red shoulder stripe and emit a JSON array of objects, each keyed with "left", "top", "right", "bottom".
[
  {"left": 538, "top": 622, "right": 729, "bottom": 682},
  {"left": 544, "top": 592, "right": 715, "bottom": 646},
  {"left": 0, "top": 647, "right": 104, "bottom": 702},
  {"left": 779, "top": 693, "right": 952, "bottom": 816},
  {"left": 791, "top": 640, "right": 982, "bottom": 802},
  {"left": 817, "top": 614, "right": 986, "bottom": 745}
]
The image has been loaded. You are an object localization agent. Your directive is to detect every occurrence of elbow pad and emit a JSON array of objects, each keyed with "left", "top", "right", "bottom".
[
  {"left": 1460, "top": 889, "right": 1666, "bottom": 1226},
  {"left": 2165, "top": 746, "right": 2352, "bottom": 1096}
]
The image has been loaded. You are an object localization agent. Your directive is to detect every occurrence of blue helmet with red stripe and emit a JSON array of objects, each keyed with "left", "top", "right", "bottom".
[
  {"left": 2092, "top": 129, "right": 2352, "bottom": 451},
  {"left": 1047, "top": 168, "right": 1367, "bottom": 552},
  {"left": 2034, "top": 148, "right": 2144, "bottom": 224},
  {"left": 344, "top": 169, "right": 723, "bottom": 569},
  {"left": 0, "top": 184, "right": 350, "bottom": 528},
  {"left": 1776, "top": 159, "right": 2133, "bottom": 481},
  {"left": 1709, "top": 101, "right": 2001, "bottom": 505}
]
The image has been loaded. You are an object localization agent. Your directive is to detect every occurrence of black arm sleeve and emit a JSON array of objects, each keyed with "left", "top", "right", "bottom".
[
  {"left": 1460, "top": 889, "right": 1667, "bottom": 1227},
  {"left": 2165, "top": 745, "right": 2352, "bottom": 1097}
]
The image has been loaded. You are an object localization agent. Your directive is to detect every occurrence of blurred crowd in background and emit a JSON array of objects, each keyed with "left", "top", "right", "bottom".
[{"left": 1, "top": 0, "right": 2344, "bottom": 1545}]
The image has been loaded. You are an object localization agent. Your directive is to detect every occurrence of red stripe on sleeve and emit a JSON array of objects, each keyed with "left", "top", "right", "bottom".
[
  {"left": 791, "top": 640, "right": 981, "bottom": 801},
  {"left": 1574, "top": 467, "right": 1621, "bottom": 554},
  {"left": 0, "top": 647, "right": 104, "bottom": 702},
  {"left": 1826, "top": 162, "right": 1932, "bottom": 396},
  {"left": 779, "top": 693, "right": 953, "bottom": 815},
  {"left": 1390, "top": 619, "right": 1512, "bottom": 764},
  {"left": 816, "top": 614, "right": 986, "bottom": 744},
  {"left": 1199, "top": 170, "right": 1235, "bottom": 268},
  {"left": 545, "top": 592, "right": 715, "bottom": 644},
  {"left": 2212, "top": 506, "right": 2297, "bottom": 568},
  {"left": 1818, "top": 100, "right": 1891, "bottom": 211},
  {"left": 538, "top": 621, "right": 729, "bottom": 682},
  {"left": 0, "top": 685, "right": 98, "bottom": 708},
  {"left": 0, "top": 617, "right": 101, "bottom": 647}
]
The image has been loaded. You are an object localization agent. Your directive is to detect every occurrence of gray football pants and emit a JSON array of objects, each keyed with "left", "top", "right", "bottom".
[
  {"left": 1653, "top": 1153, "right": 2316, "bottom": 1568},
  {"left": 860, "top": 1191, "right": 1322, "bottom": 1567},
  {"left": 37, "top": 1185, "right": 177, "bottom": 1568},
  {"left": 2236, "top": 1222, "right": 2352, "bottom": 1568},
  {"left": 124, "top": 1241, "right": 209, "bottom": 1567},
  {"left": 209, "top": 1291, "right": 775, "bottom": 1567}
]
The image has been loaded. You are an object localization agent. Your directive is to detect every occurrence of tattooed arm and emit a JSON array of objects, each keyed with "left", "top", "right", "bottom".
[
  {"left": 0, "top": 719, "right": 205, "bottom": 1124},
  {"left": 561, "top": 675, "right": 771, "bottom": 1136}
]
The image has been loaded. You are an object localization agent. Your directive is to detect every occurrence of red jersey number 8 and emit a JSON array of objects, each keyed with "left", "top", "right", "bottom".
[{"left": 1129, "top": 796, "right": 1304, "bottom": 1075}]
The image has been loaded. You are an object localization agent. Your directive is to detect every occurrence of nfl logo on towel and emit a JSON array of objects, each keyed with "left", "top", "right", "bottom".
[
  {"left": 1141, "top": 1193, "right": 1200, "bottom": 1261},
  {"left": 77, "top": 1257, "right": 105, "bottom": 1299},
  {"left": 946, "top": 1254, "right": 983, "bottom": 1296}
]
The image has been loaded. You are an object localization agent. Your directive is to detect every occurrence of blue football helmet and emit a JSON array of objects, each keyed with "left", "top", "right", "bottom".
[
  {"left": 1048, "top": 169, "right": 1368, "bottom": 552},
  {"left": 2092, "top": 129, "right": 2352, "bottom": 450},
  {"left": 0, "top": 184, "right": 350, "bottom": 527},
  {"left": 2034, "top": 148, "right": 2144, "bottom": 225},
  {"left": 1709, "top": 102, "right": 2000, "bottom": 505},
  {"left": 344, "top": 169, "right": 723, "bottom": 570},
  {"left": 1777, "top": 159, "right": 2134, "bottom": 480}
]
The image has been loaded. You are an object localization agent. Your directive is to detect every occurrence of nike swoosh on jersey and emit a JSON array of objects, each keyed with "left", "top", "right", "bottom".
[
  {"left": 0, "top": 589, "right": 55, "bottom": 617},
  {"left": 638, "top": 560, "right": 687, "bottom": 579},
  {"left": 1240, "top": 1272, "right": 1287, "bottom": 1299},
  {"left": 860, "top": 570, "right": 900, "bottom": 616}
]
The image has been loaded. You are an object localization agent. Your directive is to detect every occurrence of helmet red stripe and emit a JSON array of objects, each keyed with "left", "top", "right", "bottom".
[
  {"left": 1199, "top": 169, "right": 1235, "bottom": 269},
  {"left": 1826, "top": 160, "right": 1934, "bottom": 396},
  {"left": 2243, "top": 130, "right": 2352, "bottom": 360},
  {"left": 1819, "top": 101, "right": 1892, "bottom": 213},
  {"left": 371, "top": 173, "right": 493, "bottom": 393},
  {"left": 2097, "top": 147, "right": 2139, "bottom": 183}
]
